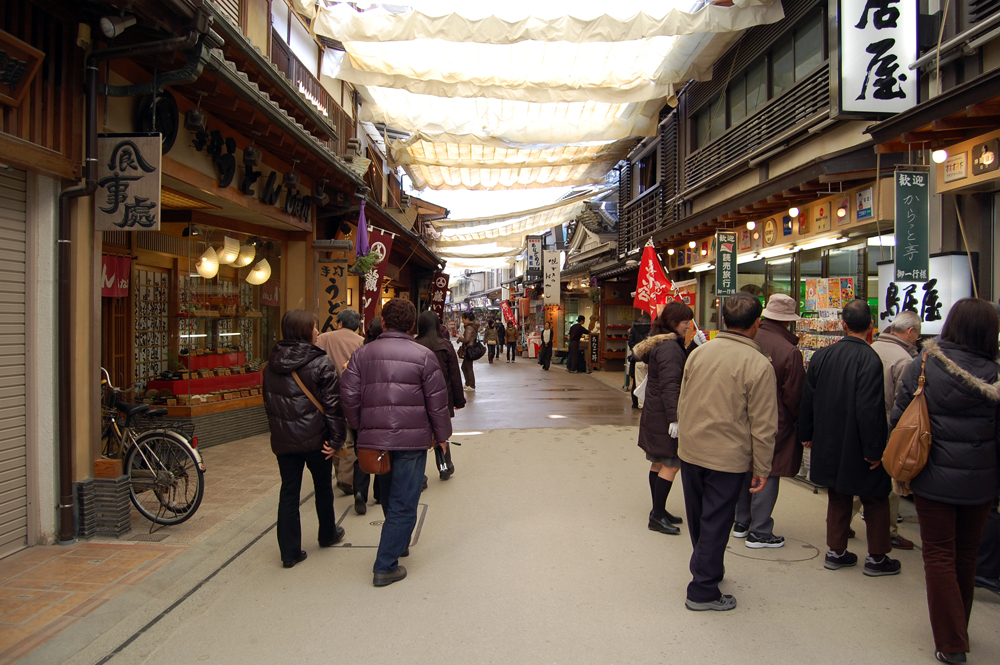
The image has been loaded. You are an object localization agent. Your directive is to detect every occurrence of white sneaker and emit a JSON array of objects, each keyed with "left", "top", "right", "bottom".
[{"left": 464, "top": 386, "right": 475, "bottom": 391}]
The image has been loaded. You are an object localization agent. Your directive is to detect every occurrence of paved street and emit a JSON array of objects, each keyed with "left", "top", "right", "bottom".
[{"left": 12, "top": 358, "right": 1000, "bottom": 665}]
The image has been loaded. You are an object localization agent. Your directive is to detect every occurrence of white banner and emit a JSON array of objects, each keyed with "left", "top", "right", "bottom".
[
  {"left": 839, "top": 0, "right": 918, "bottom": 115},
  {"left": 543, "top": 249, "right": 561, "bottom": 304},
  {"left": 877, "top": 254, "right": 972, "bottom": 336}
]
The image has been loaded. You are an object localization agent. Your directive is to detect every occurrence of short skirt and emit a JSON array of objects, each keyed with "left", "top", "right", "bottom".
[{"left": 646, "top": 453, "right": 682, "bottom": 467}]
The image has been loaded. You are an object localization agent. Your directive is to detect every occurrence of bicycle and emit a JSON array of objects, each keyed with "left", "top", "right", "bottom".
[{"left": 100, "top": 367, "right": 206, "bottom": 526}]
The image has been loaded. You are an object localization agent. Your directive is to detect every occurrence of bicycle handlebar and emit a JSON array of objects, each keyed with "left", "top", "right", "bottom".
[{"left": 100, "top": 367, "right": 136, "bottom": 396}]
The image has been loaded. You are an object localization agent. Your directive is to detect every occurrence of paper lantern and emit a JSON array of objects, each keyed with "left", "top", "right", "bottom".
[
  {"left": 195, "top": 246, "right": 219, "bottom": 279},
  {"left": 246, "top": 258, "right": 271, "bottom": 285},
  {"left": 233, "top": 244, "right": 255, "bottom": 267},
  {"left": 219, "top": 237, "right": 240, "bottom": 265}
]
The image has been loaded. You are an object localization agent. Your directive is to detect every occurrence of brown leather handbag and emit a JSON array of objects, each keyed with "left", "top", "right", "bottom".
[
  {"left": 357, "top": 448, "right": 391, "bottom": 475},
  {"left": 882, "top": 354, "right": 932, "bottom": 482}
]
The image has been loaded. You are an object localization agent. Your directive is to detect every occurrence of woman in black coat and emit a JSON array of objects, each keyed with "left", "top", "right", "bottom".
[
  {"left": 634, "top": 301, "right": 699, "bottom": 535},
  {"left": 263, "top": 310, "right": 347, "bottom": 568},
  {"left": 891, "top": 299, "right": 1000, "bottom": 664},
  {"left": 537, "top": 321, "right": 554, "bottom": 370},
  {"left": 415, "top": 311, "right": 465, "bottom": 479}
]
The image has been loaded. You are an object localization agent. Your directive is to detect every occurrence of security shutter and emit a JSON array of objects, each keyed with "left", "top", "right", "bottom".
[{"left": 0, "top": 168, "right": 27, "bottom": 558}]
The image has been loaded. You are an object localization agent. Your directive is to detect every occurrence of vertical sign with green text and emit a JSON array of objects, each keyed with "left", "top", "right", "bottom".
[
  {"left": 894, "top": 167, "right": 930, "bottom": 282},
  {"left": 716, "top": 231, "right": 737, "bottom": 297}
]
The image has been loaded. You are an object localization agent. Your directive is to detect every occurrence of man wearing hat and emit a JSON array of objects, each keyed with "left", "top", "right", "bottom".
[{"left": 732, "top": 294, "right": 806, "bottom": 548}]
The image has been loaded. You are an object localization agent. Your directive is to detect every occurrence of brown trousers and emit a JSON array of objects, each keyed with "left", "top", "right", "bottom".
[
  {"left": 827, "top": 488, "right": 890, "bottom": 556},
  {"left": 914, "top": 495, "right": 993, "bottom": 654}
]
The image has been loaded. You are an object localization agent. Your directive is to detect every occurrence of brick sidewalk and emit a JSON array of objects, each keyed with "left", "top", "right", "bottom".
[{"left": 0, "top": 433, "right": 281, "bottom": 663}]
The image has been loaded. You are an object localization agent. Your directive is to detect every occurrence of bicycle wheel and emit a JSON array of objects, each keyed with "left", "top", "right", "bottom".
[{"left": 125, "top": 431, "right": 205, "bottom": 525}]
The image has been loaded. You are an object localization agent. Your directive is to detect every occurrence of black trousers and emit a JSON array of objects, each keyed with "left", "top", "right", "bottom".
[
  {"left": 506, "top": 342, "right": 517, "bottom": 361},
  {"left": 680, "top": 460, "right": 745, "bottom": 603},
  {"left": 977, "top": 497, "right": 1000, "bottom": 579},
  {"left": 538, "top": 344, "right": 552, "bottom": 369},
  {"left": 276, "top": 449, "right": 338, "bottom": 562},
  {"left": 353, "top": 456, "right": 372, "bottom": 501},
  {"left": 487, "top": 343, "right": 498, "bottom": 362}
]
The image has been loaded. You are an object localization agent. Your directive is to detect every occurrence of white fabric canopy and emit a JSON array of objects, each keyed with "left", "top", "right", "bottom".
[{"left": 430, "top": 189, "right": 602, "bottom": 227}]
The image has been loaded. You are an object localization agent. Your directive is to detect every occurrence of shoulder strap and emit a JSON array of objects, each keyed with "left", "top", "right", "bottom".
[
  {"left": 914, "top": 353, "right": 928, "bottom": 397},
  {"left": 291, "top": 370, "right": 324, "bottom": 413}
]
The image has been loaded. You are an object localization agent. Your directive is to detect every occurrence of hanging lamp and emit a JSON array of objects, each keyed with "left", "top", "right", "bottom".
[
  {"left": 195, "top": 246, "right": 219, "bottom": 279},
  {"left": 246, "top": 259, "right": 272, "bottom": 285}
]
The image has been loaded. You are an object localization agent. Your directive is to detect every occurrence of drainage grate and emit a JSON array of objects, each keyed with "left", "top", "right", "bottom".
[{"left": 128, "top": 533, "right": 170, "bottom": 542}]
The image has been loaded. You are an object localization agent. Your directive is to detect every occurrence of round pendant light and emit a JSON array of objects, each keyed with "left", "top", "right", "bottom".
[
  {"left": 219, "top": 237, "right": 240, "bottom": 265},
  {"left": 246, "top": 258, "right": 272, "bottom": 285},
  {"left": 195, "top": 246, "right": 219, "bottom": 279},
  {"left": 233, "top": 244, "right": 256, "bottom": 267}
]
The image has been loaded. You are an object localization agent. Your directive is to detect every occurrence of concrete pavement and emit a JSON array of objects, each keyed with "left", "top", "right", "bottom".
[{"left": 16, "top": 357, "right": 1000, "bottom": 664}]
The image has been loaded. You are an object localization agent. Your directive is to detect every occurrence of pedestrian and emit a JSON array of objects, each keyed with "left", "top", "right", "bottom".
[
  {"left": 315, "top": 309, "right": 368, "bottom": 513},
  {"left": 262, "top": 310, "right": 347, "bottom": 569},
  {"left": 505, "top": 320, "right": 520, "bottom": 362},
  {"left": 628, "top": 311, "right": 652, "bottom": 408},
  {"left": 538, "top": 321, "right": 554, "bottom": 370},
  {"left": 359, "top": 316, "right": 383, "bottom": 505},
  {"left": 341, "top": 298, "right": 452, "bottom": 587},
  {"left": 733, "top": 294, "right": 806, "bottom": 549},
  {"left": 459, "top": 311, "right": 479, "bottom": 390},
  {"left": 485, "top": 319, "right": 500, "bottom": 363},
  {"left": 976, "top": 498, "right": 1000, "bottom": 595},
  {"left": 868, "top": 310, "right": 922, "bottom": 550},
  {"left": 635, "top": 301, "right": 706, "bottom": 536},
  {"left": 568, "top": 315, "right": 586, "bottom": 372},
  {"left": 676, "top": 293, "right": 777, "bottom": 611},
  {"left": 364, "top": 316, "right": 383, "bottom": 344},
  {"left": 799, "top": 299, "right": 900, "bottom": 577},
  {"left": 890, "top": 298, "right": 1000, "bottom": 664},
  {"left": 415, "top": 310, "right": 465, "bottom": 480}
]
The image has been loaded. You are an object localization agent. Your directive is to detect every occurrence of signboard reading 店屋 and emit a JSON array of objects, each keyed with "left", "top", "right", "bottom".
[
  {"left": 716, "top": 231, "right": 737, "bottom": 297},
  {"left": 894, "top": 167, "right": 930, "bottom": 283}
]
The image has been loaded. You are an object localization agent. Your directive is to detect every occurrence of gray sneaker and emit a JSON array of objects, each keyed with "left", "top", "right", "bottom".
[
  {"left": 824, "top": 549, "right": 858, "bottom": 570},
  {"left": 863, "top": 555, "right": 901, "bottom": 577},
  {"left": 746, "top": 533, "right": 785, "bottom": 549},
  {"left": 685, "top": 594, "right": 737, "bottom": 612}
]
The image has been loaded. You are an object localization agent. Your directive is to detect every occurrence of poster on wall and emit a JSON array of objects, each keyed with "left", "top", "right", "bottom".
[
  {"left": 838, "top": 0, "right": 918, "bottom": 115},
  {"left": 856, "top": 187, "right": 874, "bottom": 220},
  {"left": 805, "top": 278, "right": 818, "bottom": 311},
  {"left": 840, "top": 278, "right": 855, "bottom": 302},
  {"left": 739, "top": 228, "right": 752, "bottom": 252},
  {"left": 95, "top": 133, "right": 161, "bottom": 231},
  {"left": 429, "top": 272, "right": 449, "bottom": 318},
  {"left": 361, "top": 227, "right": 394, "bottom": 331},
  {"left": 828, "top": 278, "right": 842, "bottom": 309},
  {"left": 318, "top": 261, "right": 348, "bottom": 332},
  {"left": 878, "top": 255, "right": 973, "bottom": 335},
  {"left": 817, "top": 279, "right": 829, "bottom": 309},
  {"left": 894, "top": 168, "right": 930, "bottom": 282},
  {"left": 813, "top": 203, "right": 831, "bottom": 233}
]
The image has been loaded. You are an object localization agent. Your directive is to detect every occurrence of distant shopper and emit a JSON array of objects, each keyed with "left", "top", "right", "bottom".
[
  {"left": 505, "top": 321, "right": 520, "bottom": 363},
  {"left": 800, "top": 299, "right": 899, "bottom": 577},
  {"left": 315, "top": 309, "right": 366, "bottom": 512},
  {"left": 263, "top": 310, "right": 347, "bottom": 569},
  {"left": 341, "top": 299, "right": 452, "bottom": 587},
  {"left": 485, "top": 320, "right": 500, "bottom": 364},
  {"left": 568, "top": 315, "right": 586, "bottom": 372},
  {"left": 628, "top": 311, "right": 652, "bottom": 408},
  {"left": 677, "top": 293, "right": 777, "bottom": 611},
  {"left": 891, "top": 299, "right": 1000, "bottom": 664},
  {"left": 733, "top": 294, "right": 805, "bottom": 549},
  {"left": 635, "top": 301, "right": 705, "bottom": 536},
  {"left": 459, "top": 312, "right": 479, "bottom": 390},
  {"left": 869, "top": 310, "right": 922, "bottom": 550},
  {"left": 415, "top": 310, "right": 465, "bottom": 480},
  {"left": 364, "top": 317, "right": 383, "bottom": 345},
  {"left": 538, "top": 321, "right": 554, "bottom": 370}
]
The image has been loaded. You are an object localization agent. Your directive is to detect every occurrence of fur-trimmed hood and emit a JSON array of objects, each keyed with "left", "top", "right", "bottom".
[
  {"left": 633, "top": 333, "right": 676, "bottom": 360},
  {"left": 924, "top": 339, "right": 1000, "bottom": 403}
]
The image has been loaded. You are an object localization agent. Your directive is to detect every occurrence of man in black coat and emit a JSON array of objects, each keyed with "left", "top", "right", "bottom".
[
  {"left": 568, "top": 315, "right": 586, "bottom": 372},
  {"left": 799, "top": 299, "right": 900, "bottom": 577}
]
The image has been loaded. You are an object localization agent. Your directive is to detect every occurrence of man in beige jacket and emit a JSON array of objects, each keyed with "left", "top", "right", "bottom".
[{"left": 677, "top": 292, "right": 778, "bottom": 612}]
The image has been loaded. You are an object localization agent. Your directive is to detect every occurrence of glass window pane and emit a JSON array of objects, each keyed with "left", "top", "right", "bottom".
[
  {"left": 794, "top": 13, "right": 824, "bottom": 80},
  {"left": 772, "top": 39, "right": 794, "bottom": 96},
  {"left": 710, "top": 95, "right": 726, "bottom": 140},
  {"left": 729, "top": 77, "right": 746, "bottom": 125},
  {"left": 290, "top": 17, "right": 319, "bottom": 76},
  {"left": 696, "top": 110, "right": 710, "bottom": 149},
  {"left": 746, "top": 60, "right": 767, "bottom": 114},
  {"left": 271, "top": 0, "right": 289, "bottom": 41}
]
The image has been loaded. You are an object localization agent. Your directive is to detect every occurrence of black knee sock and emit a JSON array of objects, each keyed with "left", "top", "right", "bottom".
[
  {"left": 652, "top": 476, "right": 673, "bottom": 520},
  {"left": 648, "top": 471, "right": 657, "bottom": 510}
]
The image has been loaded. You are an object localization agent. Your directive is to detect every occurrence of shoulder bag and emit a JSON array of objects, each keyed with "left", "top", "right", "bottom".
[
  {"left": 291, "top": 371, "right": 349, "bottom": 459},
  {"left": 465, "top": 339, "right": 486, "bottom": 361},
  {"left": 881, "top": 354, "right": 932, "bottom": 482},
  {"left": 357, "top": 448, "right": 391, "bottom": 475}
]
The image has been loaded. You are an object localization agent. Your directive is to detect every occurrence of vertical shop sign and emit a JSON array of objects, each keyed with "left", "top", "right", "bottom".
[
  {"left": 526, "top": 236, "right": 542, "bottom": 280},
  {"left": 894, "top": 168, "right": 930, "bottom": 282},
  {"left": 429, "top": 272, "right": 449, "bottom": 318},
  {"left": 101, "top": 255, "right": 131, "bottom": 297},
  {"left": 500, "top": 300, "right": 515, "bottom": 326},
  {"left": 318, "top": 261, "right": 347, "bottom": 332},
  {"left": 590, "top": 333, "right": 599, "bottom": 364},
  {"left": 543, "top": 249, "right": 561, "bottom": 305},
  {"left": 361, "top": 228, "right": 394, "bottom": 331},
  {"left": 715, "top": 232, "right": 737, "bottom": 297},
  {"left": 95, "top": 134, "right": 161, "bottom": 231},
  {"left": 839, "top": 0, "right": 918, "bottom": 115}
]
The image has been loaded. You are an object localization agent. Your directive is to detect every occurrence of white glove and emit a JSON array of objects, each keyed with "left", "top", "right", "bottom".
[
  {"left": 692, "top": 331, "right": 708, "bottom": 346},
  {"left": 668, "top": 422, "right": 679, "bottom": 439}
]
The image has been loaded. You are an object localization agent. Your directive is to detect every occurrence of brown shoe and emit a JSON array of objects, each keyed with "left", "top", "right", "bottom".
[
  {"left": 848, "top": 528, "right": 856, "bottom": 539},
  {"left": 891, "top": 536, "right": 914, "bottom": 550}
]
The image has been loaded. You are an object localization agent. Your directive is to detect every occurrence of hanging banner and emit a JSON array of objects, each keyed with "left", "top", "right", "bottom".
[
  {"left": 838, "top": 0, "right": 918, "bottom": 115},
  {"left": 543, "top": 248, "right": 561, "bottom": 307},
  {"left": 500, "top": 300, "right": 515, "bottom": 325},
  {"left": 101, "top": 255, "right": 131, "bottom": 298},
  {"left": 362, "top": 227, "right": 394, "bottom": 331},
  {"left": 95, "top": 133, "right": 161, "bottom": 231},
  {"left": 429, "top": 271, "right": 449, "bottom": 319},
  {"left": 716, "top": 231, "right": 737, "bottom": 297},
  {"left": 261, "top": 280, "right": 281, "bottom": 307},
  {"left": 894, "top": 167, "right": 930, "bottom": 282},
  {"left": 526, "top": 236, "right": 543, "bottom": 280},
  {"left": 878, "top": 254, "right": 972, "bottom": 336},
  {"left": 318, "top": 260, "right": 348, "bottom": 332},
  {"left": 634, "top": 240, "right": 672, "bottom": 314}
]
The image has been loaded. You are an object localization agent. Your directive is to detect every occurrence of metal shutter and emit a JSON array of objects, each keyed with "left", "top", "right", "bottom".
[{"left": 0, "top": 168, "right": 27, "bottom": 558}]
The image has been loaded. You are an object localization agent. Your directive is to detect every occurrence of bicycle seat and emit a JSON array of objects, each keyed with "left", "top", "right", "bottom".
[
  {"left": 116, "top": 401, "right": 150, "bottom": 417},
  {"left": 147, "top": 408, "right": 169, "bottom": 417}
]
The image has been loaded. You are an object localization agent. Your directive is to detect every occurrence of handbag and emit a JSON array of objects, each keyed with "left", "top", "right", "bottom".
[
  {"left": 291, "top": 371, "right": 349, "bottom": 459},
  {"left": 465, "top": 339, "right": 487, "bottom": 361},
  {"left": 882, "top": 354, "right": 932, "bottom": 482},
  {"left": 358, "top": 448, "right": 391, "bottom": 474}
]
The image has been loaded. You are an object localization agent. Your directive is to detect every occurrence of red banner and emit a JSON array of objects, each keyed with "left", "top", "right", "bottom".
[
  {"left": 261, "top": 280, "right": 280, "bottom": 307},
  {"left": 361, "top": 227, "right": 394, "bottom": 332},
  {"left": 101, "top": 255, "right": 131, "bottom": 297},
  {"left": 429, "top": 271, "right": 449, "bottom": 319},
  {"left": 633, "top": 241, "right": 674, "bottom": 314},
  {"left": 500, "top": 300, "right": 515, "bottom": 325}
]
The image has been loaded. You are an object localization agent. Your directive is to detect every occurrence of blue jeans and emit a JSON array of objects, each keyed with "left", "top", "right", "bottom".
[{"left": 374, "top": 450, "right": 427, "bottom": 573}]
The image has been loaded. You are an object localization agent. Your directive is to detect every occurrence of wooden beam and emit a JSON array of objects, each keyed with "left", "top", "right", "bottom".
[
  {"left": 932, "top": 116, "right": 1000, "bottom": 131},
  {"left": 0, "top": 130, "right": 78, "bottom": 180},
  {"left": 162, "top": 209, "right": 294, "bottom": 241},
  {"left": 967, "top": 101, "right": 1000, "bottom": 117},
  {"left": 901, "top": 130, "right": 966, "bottom": 143}
]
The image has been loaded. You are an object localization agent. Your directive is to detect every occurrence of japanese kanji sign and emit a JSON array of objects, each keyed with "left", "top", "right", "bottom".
[
  {"left": 839, "top": 0, "right": 918, "bottom": 115},
  {"left": 361, "top": 227, "right": 393, "bottom": 332},
  {"left": 526, "top": 236, "right": 542, "bottom": 279},
  {"left": 101, "top": 255, "right": 131, "bottom": 298},
  {"left": 429, "top": 271, "right": 449, "bottom": 318},
  {"left": 95, "top": 134, "right": 161, "bottom": 231},
  {"left": 715, "top": 232, "right": 737, "bottom": 298},
  {"left": 878, "top": 254, "right": 972, "bottom": 336},
  {"left": 633, "top": 240, "right": 672, "bottom": 314},
  {"left": 543, "top": 248, "right": 561, "bottom": 306},
  {"left": 894, "top": 167, "right": 930, "bottom": 282},
  {"left": 318, "top": 261, "right": 348, "bottom": 332}
]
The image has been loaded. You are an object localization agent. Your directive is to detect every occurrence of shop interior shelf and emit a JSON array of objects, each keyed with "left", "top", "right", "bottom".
[
  {"left": 179, "top": 352, "right": 246, "bottom": 370},
  {"left": 146, "top": 370, "right": 262, "bottom": 395}
]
